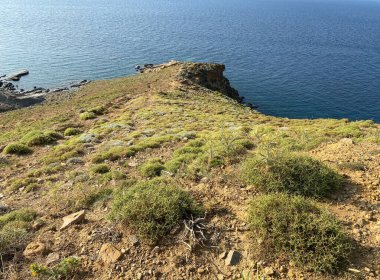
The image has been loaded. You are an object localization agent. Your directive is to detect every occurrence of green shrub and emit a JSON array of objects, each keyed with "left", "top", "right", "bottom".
[
  {"left": 110, "top": 179, "right": 203, "bottom": 240},
  {"left": 30, "top": 257, "right": 80, "bottom": 279},
  {"left": 45, "top": 131, "right": 64, "bottom": 140},
  {"left": 64, "top": 127, "right": 82, "bottom": 136},
  {"left": 187, "top": 139, "right": 205, "bottom": 148},
  {"left": 21, "top": 130, "right": 62, "bottom": 146},
  {"left": 92, "top": 147, "right": 137, "bottom": 163},
  {"left": 249, "top": 194, "right": 351, "bottom": 273},
  {"left": 91, "top": 164, "right": 111, "bottom": 174},
  {"left": 0, "top": 221, "right": 29, "bottom": 256},
  {"left": 139, "top": 159, "right": 165, "bottom": 177},
  {"left": 134, "top": 135, "right": 173, "bottom": 150},
  {"left": 79, "top": 112, "right": 97, "bottom": 120},
  {"left": 3, "top": 143, "right": 33, "bottom": 155},
  {"left": 173, "top": 146, "right": 203, "bottom": 156},
  {"left": 241, "top": 153, "right": 343, "bottom": 198},
  {"left": 0, "top": 208, "right": 37, "bottom": 228},
  {"left": 164, "top": 154, "right": 196, "bottom": 173},
  {"left": 88, "top": 106, "right": 106, "bottom": 115},
  {"left": 0, "top": 209, "right": 37, "bottom": 255}
]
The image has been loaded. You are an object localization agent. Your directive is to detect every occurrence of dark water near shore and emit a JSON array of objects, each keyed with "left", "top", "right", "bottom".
[{"left": 1, "top": 0, "right": 380, "bottom": 121}]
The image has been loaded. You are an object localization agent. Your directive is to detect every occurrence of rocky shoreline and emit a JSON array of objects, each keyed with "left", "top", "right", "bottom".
[{"left": 0, "top": 72, "right": 89, "bottom": 112}]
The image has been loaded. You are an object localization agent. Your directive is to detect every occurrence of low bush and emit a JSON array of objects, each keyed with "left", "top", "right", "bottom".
[
  {"left": 0, "top": 208, "right": 37, "bottom": 228},
  {"left": 110, "top": 179, "right": 203, "bottom": 240},
  {"left": 241, "top": 153, "right": 343, "bottom": 198},
  {"left": 3, "top": 143, "right": 33, "bottom": 155},
  {"left": 79, "top": 112, "right": 97, "bottom": 120},
  {"left": 139, "top": 159, "right": 165, "bottom": 177},
  {"left": 64, "top": 127, "right": 82, "bottom": 136},
  {"left": 88, "top": 106, "right": 106, "bottom": 115},
  {"left": 164, "top": 154, "right": 196, "bottom": 173},
  {"left": 0, "top": 221, "right": 30, "bottom": 256},
  {"left": 91, "top": 164, "right": 110, "bottom": 174},
  {"left": 92, "top": 147, "right": 137, "bottom": 163},
  {"left": 21, "top": 130, "right": 62, "bottom": 146},
  {"left": 249, "top": 194, "right": 351, "bottom": 273},
  {"left": 44, "top": 131, "right": 64, "bottom": 140},
  {"left": 0, "top": 209, "right": 37, "bottom": 256}
]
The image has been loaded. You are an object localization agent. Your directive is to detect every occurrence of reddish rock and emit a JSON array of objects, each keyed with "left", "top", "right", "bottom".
[{"left": 99, "top": 243, "right": 122, "bottom": 264}]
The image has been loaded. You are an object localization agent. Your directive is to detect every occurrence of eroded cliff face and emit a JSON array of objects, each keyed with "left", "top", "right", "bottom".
[{"left": 177, "top": 62, "right": 241, "bottom": 101}]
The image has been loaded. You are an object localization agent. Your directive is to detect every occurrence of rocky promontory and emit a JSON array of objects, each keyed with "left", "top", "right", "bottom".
[{"left": 0, "top": 62, "right": 379, "bottom": 280}]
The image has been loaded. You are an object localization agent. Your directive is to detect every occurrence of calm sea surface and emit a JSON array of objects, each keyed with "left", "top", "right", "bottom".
[{"left": 1, "top": 0, "right": 380, "bottom": 121}]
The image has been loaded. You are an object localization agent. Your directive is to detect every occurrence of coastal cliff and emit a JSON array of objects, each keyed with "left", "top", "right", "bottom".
[{"left": 0, "top": 62, "right": 379, "bottom": 280}]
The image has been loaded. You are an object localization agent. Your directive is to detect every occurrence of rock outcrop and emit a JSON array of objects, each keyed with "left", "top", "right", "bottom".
[
  {"left": 139, "top": 61, "right": 241, "bottom": 101},
  {"left": 177, "top": 62, "right": 241, "bottom": 101},
  {"left": 0, "top": 88, "right": 45, "bottom": 112}
]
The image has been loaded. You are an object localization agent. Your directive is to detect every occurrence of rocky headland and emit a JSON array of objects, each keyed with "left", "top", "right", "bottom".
[{"left": 0, "top": 62, "right": 379, "bottom": 280}]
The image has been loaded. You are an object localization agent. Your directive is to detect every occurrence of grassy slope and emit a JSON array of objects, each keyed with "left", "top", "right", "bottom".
[{"left": 0, "top": 63, "right": 379, "bottom": 279}]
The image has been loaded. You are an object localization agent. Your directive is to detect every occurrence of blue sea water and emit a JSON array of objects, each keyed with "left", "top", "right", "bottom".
[{"left": 0, "top": 0, "right": 379, "bottom": 121}]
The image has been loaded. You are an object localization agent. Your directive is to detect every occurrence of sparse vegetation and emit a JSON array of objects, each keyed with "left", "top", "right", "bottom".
[
  {"left": 50, "top": 181, "right": 113, "bottom": 211},
  {"left": 241, "top": 153, "right": 343, "bottom": 198},
  {"left": 30, "top": 257, "right": 80, "bottom": 279},
  {"left": 337, "top": 161, "right": 366, "bottom": 171},
  {"left": 110, "top": 179, "right": 203, "bottom": 240},
  {"left": 8, "top": 178, "right": 39, "bottom": 193},
  {"left": 164, "top": 133, "right": 253, "bottom": 178},
  {"left": 248, "top": 194, "right": 351, "bottom": 273}
]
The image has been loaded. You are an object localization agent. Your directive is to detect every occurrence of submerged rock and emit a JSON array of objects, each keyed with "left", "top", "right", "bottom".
[{"left": 5, "top": 69, "right": 29, "bottom": 81}]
